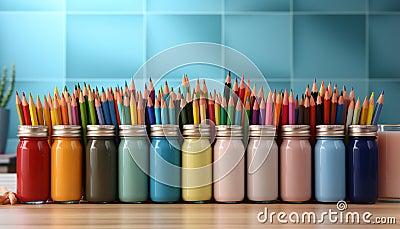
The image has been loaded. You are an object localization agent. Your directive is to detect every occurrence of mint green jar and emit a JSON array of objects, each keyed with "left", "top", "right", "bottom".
[{"left": 118, "top": 125, "right": 150, "bottom": 203}]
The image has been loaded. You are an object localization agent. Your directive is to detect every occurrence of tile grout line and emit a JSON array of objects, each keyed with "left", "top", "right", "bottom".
[
  {"left": 290, "top": 0, "right": 294, "bottom": 90},
  {"left": 221, "top": 0, "right": 225, "bottom": 77},
  {"left": 366, "top": 3, "right": 369, "bottom": 90},
  {"left": 143, "top": 0, "right": 147, "bottom": 81},
  {"left": 63, "top": 0, "right": 67, "bottom": 85}
]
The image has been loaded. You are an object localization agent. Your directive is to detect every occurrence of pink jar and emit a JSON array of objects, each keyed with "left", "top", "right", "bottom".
[
  {"left": 280, "top": 125, "right": 312, "bottom": 202},
  {"left": 213, "top": 125, "right": 245, "bottom": 203}
]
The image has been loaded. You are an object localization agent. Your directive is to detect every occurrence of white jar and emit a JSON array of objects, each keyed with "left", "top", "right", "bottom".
[
  {"left": 247, "top": 125, "right": 278, "bottom": 202},
  {"left": 213, "top": 125, "right": 245, "bottom": 203}
]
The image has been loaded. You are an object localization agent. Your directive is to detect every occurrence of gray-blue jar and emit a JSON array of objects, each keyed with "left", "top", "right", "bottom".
[{"left": 315, "top": 125, "right": 346, "bottom": 202}]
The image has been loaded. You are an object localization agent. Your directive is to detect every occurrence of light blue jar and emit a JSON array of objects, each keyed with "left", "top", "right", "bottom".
[
  {"left": 315, "top": 125, "right": 346, "bottom": 202},
  {"left": 118, "top": 125, "right": 149, "bottom": 203},
  {"left": 150, "top": 125, "right": 181, "bottom": 203}
]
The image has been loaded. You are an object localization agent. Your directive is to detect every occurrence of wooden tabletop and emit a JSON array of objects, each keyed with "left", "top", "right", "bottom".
[{"left": 0, "top": 202, "right": 399, "bottom": 228}]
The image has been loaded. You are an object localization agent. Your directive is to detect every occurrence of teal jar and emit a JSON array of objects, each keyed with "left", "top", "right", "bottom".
[
  {"left": 118, "top": 125, "right": 150, "bottom": 203},
  {"left": 150, "top": 125, "right": 181, "bottom": 203},
  {"left": 314, "top": 125, "right": 346, "bottom": 203}
]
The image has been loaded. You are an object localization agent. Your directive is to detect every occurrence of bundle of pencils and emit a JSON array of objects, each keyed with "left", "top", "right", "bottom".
[{"left": 15, "top": 74, "right": 385, "bottom": 145}]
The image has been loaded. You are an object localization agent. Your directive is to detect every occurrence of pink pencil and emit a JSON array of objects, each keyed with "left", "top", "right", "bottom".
[{"left": 265, "top": 90, "right": 273, "bottom": 125}]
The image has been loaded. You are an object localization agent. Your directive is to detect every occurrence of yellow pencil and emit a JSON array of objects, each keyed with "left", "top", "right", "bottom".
[
  {"left": 43, "top": 95, "right": 52, "bottom": 143},
  {"left": 130, "top": 92, "right": 137, "bottom": 125},
  {"left": 28, "top": 93, "right": 38, "bottom": 126},
  {"left": 193, "top": 98, "right": 199, "bottom": 125},
  {"left": 366, "top": 92, "right": 374, "bottom": 125},
  {"left": 53, "top": 96, "right": 62, "bottom": 125},
  {"left": 15, "top": 92, "right": 24, "bottom": 125},
  {"left": 359, "top": 96, "right": 369, "bottom": 125}
]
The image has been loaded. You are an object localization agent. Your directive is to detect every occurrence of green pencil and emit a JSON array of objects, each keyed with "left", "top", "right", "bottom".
[
  {"left": 227, "top": 96, "right": 235, "bottom": 125},
  {"left": 88, "top": 91, "right": 97, "bottom": 125}
]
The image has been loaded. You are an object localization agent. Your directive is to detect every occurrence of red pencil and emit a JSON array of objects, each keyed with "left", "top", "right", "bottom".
[
  {"left": 323, "top": 91, "right": 330, "bottom": 125},
  {"left": 310, "top": 96, "right": 316, "bottom": 136},
  {"left": 281, "top": 88, "right": 289, "bottom": 125},
  {"left": 238, "top": 75, "right": 245, "bottom": 103},
  {"left": 208, "top": 93, "right": 215, "bottom": 124},
  {"left": 21, "top": 92, "right": 32, "bottom": 125},
  {"left": 330, "top": 92, "right": 338, "bottom": 125}
]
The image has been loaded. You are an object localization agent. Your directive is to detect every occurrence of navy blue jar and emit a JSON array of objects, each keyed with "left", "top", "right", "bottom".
[
  {"left": 347, "top": 125, "right": 378, "bottom": 204},
  {"left": 315, "top": 125, "right": 346, "bottom": 203},
  {"left": 150, "top": 125, "right": 181, "bottom": 203}
]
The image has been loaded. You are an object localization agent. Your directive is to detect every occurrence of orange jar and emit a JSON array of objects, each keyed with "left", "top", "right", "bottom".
[{"left": 51, "top": 125, "right": 83, "bottom": 203}]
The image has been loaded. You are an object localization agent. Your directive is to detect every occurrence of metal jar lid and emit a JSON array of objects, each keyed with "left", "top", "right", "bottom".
[
  {"left": 86, "top": 125, "right": 115, "bottom": 137},
  {"left": 316, "top": 125, "right": 345, "bottom": 137},
  {"left": 249, "top": 125, "right": 276, "bottom": 137},
  {"left": 216, "top": 125, "right": 243, "bottom": 137},
  {"left": 280, "top": 125, "right": 310, "bottom": 137},
  {"left": 17, "top": 125, "right": 48, "bottom": 137},
  {"left": 150, "top": 124, "right": 180, "bottom": 137},
  {"left": 52, "top": 125, "right": 81, "bottom": 137},
  {"left": 183, "top": 124, "right": 211, "bottom": 137},
  {"left": 119, "top": 125, "right": 147, "bottom": 137},
  {"left": 348, "top": 125, "right": 378, "bottom": 137},
  {"left": 378, "top": 124, "right": 400, "bottom": 132}
]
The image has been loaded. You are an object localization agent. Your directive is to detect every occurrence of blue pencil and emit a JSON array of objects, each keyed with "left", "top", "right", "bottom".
[
  {"left": 168, "top": 97, "right": 176, "bottom": 125},
  {"left": 372, "top": 91, "right": 384, "bottom": 125},
  {"left": 147, "top": 97, "right": 156, "bottom": 125},
  {"left": 234, "top": 100, "right": 242, "bottom": 125},
  {"left": 107, "top": 90, "right": 118, "bottom": 127},
  {"left": 161, "top": 98, "right": 169, "bottom": 125},
  {"left": 335, "top": 96, "right": 344, "bottom": 124},
  {"left": 154, "top": 99, "right": 161, "bottom": 125},
  {"left": 101, "top": 88, "right": 112, "bottom": 125}
]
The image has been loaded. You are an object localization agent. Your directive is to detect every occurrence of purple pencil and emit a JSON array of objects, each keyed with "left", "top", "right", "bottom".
[
  {"left": 252, "top": 99, "right": 259, "bottom": 125},
  {"left": 265, "top": 91, "right": 273, "bottom": 125},
  {"left": 95, "top": 97, "right": 105, "bottom": 125},
  {"left": 259, "top": 97, "right": 265, "bottom": 125},
  {"left": 71, "top": 94, "right": 79, "bottom": 125}
]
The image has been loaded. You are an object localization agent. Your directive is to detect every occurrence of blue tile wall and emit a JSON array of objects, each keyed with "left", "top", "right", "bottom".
[{"left": 1, "top": 0, "right": 400, "bottom": 153}]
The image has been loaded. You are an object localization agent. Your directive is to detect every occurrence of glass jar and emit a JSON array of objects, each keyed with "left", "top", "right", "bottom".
[
  {"left": 16, "top": 125, "right": 50, "bottom": 204},
  {"left": 181, "top": 124, "right": 212, "bottom": 203},
  {"left": 213, "top": 125, "right": 245, "bottom": 203},
  {"left": 314, "top": 125, "right": 346, "bottom": 202},
  {"left": 280, "top": 125, "right": 312, "bottom": 202},
  {"left": 86, "top": 125, "right": 117, "bottom": 203},
  {"left": 118, "top": 125, "right": 149, "bottom": 203},
  {"left": 150, "top": 124, "right": 181, "bottom": 203},
  {"left": 378, "top": 125, "right": 400, "bottom": 202},
  {"left": 247, "top": 125, "right": 278, "bottom": 202},
  {"left": 348, "top": 125, "right": 378, "bottom": 204},
  {"left": 51, "top": 125, "right": 83, "bottom": 203}
]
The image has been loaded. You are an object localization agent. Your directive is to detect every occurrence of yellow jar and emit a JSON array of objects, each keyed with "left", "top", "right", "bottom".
[
  {"left": 51, "top": 125, "right": 83, "bottom": 203},
  {"left": 182, "top": 124, "right": 212, "bottom": 202}
]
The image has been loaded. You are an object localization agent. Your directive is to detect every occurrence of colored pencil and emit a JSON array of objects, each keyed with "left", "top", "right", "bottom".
[
  {"left": 252, "top": 99, "right": 259, "bottom": 125},
  {"left": 372, "top": 91, "right": 384, "bottom": 125},
  {"left": 294, "top": 95, "right": 299, "bottom": 124},
  {"left": 281, "top": 88, "right": 289, "bottom": 125},
  {"left": 335, "top": 95, "right": 344, "bottom": 125},
  {"left": 303, "top": 96, "right": 310, "bottom": 125},
  {"left": 346, "top": 99, "right": 354, "bottom": 127},
  {"left": 66, "top": 93, "right": 73, "bottom": 125},
  {"left": 220, "top": 96, "right": 227, "bottom": 125},
  {"left": 316, "top": 94, "right": 323, "bottom": 125},
  {"left": 43, "top": 95, "right": 52, "bottom": 139},
  {"left": 311, "top": 78, "right": 318, "bottom": 102},
  {"left": 193, "top": 98, "right": 200, "bottom": 125},
  {"left": 234, "top": 99, "right": 242, "bottom": 126},
  {"left": 21, "top": 92, "right": 31, "bottom": 125},
  {"left": 107, "top": 89, "right": 118, "bottom": 127},
  {"left": 359, "top": 96, "right": 369, "bottom": 125},
  {"left": 137, "top": 96, "right": 144, "bottom": 125},
  {"left": 123, "top": 94, "right": 131, "bottom": 125},
  {"left": 298, "top": 96, "right": 304, "bottom": 125},
  {"left": 239, "top": 75, "right": 245, "bottom": 103},
  {"left": 265, "top": 91, "right": 273, "bottom": 125},
  {"left": 323, "top": 91, "right": 331, "bottom": 125},
  {"left": 274, "top": 92, "right": 282, "bottom": 127},
  {"left": 130, "top": 93, "right": 137, "bottom": 125},
  {"left": 352, "top": 98, "right": 361, "bottom": 125},
  {"left": 36, "top": 95, "right": 44, "bottom": 125},
  {"left": 186, "top": 92, "right": 194, "bottom": 124},
  {"left": 199, "top": 94, "right": 207, "bottom": 124},
  {"left": 310, "top": 96, "right": 316, "bottom": 131},
  {"left": 319, "top": 81, "right": 326, "bottom": 100},
  {"left": 28, "top": 93, "right": 38, "bottom": 126},
  {"left": 161, "top": 98, "right": 168, "bottom": 125},
  {"left": 180, "top": 98, "right": 188, "bottom": 125},
  {"left": 214, "top": 94, "right": 220, "bottom": 125},
  {"left": 95, "top": 97, "right": 105, "bottom": 125},
  {"left": 208, "top": 93, "right": 215, "bottom": 124},
  {"left": 71, "top": 94, "right": 79, "bottom": 125},
  {"left": 330, "top": 93, "right": 337, "bottom": 125},
  {"left": 53, "top": 94, "right": 62, "bottom": 125},
  {"left": 154, "top": 98, "right": 161, "bottom": 125},
  {"left": 224, "top": 72, "right": 231, "bottom": 103},
  {"left": 15, "top": 92, "right": 24, "bottom": 125},
  {"left": 288, "top": 90, "right": 295, "bottom": 125},
  {"left": 60, "top": 94, "right": 69, "bottom": 125},
  {"left": 227, "top": 96, "right": 235, "bottom": 125},
  {"left": 259, "top": 97, "right": 265, "bottom": 125},
  {"left": 169, "top": 97, "right": 176, "bottom": 124},
  {"left": 244, "top": 97, "right": 251, "bottom": 125},
  {"left": 366, "top": 92, "right": 375, "bottom": 125},
  {"left": 79, "top": 92, "right": 87, "bottom": 144}
]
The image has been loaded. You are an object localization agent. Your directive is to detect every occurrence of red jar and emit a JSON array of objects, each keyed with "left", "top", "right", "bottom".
[{"left": 17, "top": 125, "right": 50, "bottom": 204}]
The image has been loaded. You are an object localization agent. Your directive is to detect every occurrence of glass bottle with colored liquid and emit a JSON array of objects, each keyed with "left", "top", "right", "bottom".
[
  {"left": 280, "top": 125, "right": 312, "bottom": 202},
  {"left": 118, "top": 125, "right": 149, "bottom": 203},
  {"left": 150, "top": 124, "right": 181, "bottom": 203},
  {"left": 314, "top": 125, "right": 346, "bottom": 202},
  {"left": 378, "top": 124, "right": 400, "bottom": 202},
  {"left": 213, "top": 125, "right": 245, "bottom": 203},
  {"left": 86, "top": 125, "right": 117, "bottom": 203},
  {"left": 181, "top": 124, "right": 212, "bottom": 203},
  {"left": 348, "top": 125, "right": 378, "bottom": 203},
  {"left": 51, "top": 125, "right": 83, "bottom": 203},
  {"left": 16, "top": 125, "right": 50, "bottom": 204},
  {"left": 247, "top": 125, "right": 278, "bottom": 202}
]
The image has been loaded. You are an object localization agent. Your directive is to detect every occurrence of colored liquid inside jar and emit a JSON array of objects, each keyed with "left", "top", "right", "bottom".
[
  {"left": 118, "top": 125, "right": 149, "bottom": 203},
  {"left": 17, "top": 125, "right": 50, "bottom": 204},
  {"left": 181, "top": 124, "right": 212, "bottom": 203},
  {"left": 51, "top": 125, "right": 83, "bottom": 203}
]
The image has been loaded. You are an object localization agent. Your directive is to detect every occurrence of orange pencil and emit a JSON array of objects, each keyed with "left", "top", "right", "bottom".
[
  {"left": 274, "top": 92, "right": 282, "bottom": 127},
  {"left": 15, "top": 92, "right": 24, "bottom": 125},
  {"left": 60, "top": 94, "right": 69, "bottom": 125},
  {"left": 330, "top": 92, "right": 338, "bottom": 125},
  {"left": 36, "top": 95, "right": 44, "bottom": 125},
  {"left": 359, "top": 96, "right": 369, "bottom": 125}
]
